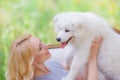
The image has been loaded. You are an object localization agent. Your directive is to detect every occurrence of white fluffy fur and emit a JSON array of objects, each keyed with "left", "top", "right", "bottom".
[{"left": 53, "top": 12, "right": 120, "bottom": 80}]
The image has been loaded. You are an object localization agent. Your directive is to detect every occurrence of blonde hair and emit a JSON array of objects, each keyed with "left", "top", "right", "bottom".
[{"left": 5, "top": 34, "right": 35, "bottom": 80}]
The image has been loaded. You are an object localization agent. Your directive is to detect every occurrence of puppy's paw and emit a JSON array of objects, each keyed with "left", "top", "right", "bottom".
[{"left": 62, "top": 77, "right": 75, "bottom": 80}]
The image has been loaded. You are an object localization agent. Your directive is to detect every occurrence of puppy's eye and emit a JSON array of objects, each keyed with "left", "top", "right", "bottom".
[{"left": 65, "top": 29, "right": 70, "bottom": 32}]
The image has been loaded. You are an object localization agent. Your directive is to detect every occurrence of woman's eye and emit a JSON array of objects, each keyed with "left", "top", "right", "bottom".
[
  {"left": 39, "top": 43, "right": 43, "bottom": 51},
  {"left": 65, "top": 29, "right": 70, "bottom": 32},
  {"left": 39, "top": 45, "right": 43, "bottom": 51},
  {"left": 39, "top": 47, "right": 42, "bottom": 51}
]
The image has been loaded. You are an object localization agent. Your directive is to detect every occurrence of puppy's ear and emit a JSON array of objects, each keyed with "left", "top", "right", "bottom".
[
  {"left": 53, "top": 13, "right": 61, "bottom": 23},
  {"left": 53, "top": 16, "right": 58, "bottom": 23},
  {"left": 52, "top": 15, "right": 60, "bottom": 33},
  {"left": 71, "top": 18, "right": 83, "bottom": 29}
]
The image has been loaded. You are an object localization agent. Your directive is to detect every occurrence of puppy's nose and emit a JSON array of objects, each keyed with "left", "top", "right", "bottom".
[{"left": 56, "top": 38, "right": 61, "bottom": 42}]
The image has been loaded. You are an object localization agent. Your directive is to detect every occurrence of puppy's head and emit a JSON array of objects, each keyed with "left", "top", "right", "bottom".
[{"left": 53, "top": 12, "right": 84, "bottom": 48}]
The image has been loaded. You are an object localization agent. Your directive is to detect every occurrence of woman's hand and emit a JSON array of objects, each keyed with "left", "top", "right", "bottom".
[{"left": 89, "top": 36, "right": 103, "bottom": 62}]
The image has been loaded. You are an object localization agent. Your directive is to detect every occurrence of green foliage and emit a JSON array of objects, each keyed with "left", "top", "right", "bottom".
[{"left": 0, "top": 0, "right": 120, "bottom": 79}]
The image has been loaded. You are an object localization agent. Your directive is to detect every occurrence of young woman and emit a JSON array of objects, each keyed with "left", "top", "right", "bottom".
[{"left": 5, "top": 34, "right": 102, "bottom": 80}]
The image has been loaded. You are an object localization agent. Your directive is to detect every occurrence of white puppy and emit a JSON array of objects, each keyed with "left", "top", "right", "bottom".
[{"left": 53, "top": 12, "right": 120, "bottom": 80}]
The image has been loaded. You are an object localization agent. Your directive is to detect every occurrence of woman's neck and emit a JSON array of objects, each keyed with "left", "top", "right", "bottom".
[{"left": 34, "top": 62, "right": 50, "bottom": 77}]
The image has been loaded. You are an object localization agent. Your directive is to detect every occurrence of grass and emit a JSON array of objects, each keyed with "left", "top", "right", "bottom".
[{"left": 0, "top": 0, "right": 120, "bottom": 79}]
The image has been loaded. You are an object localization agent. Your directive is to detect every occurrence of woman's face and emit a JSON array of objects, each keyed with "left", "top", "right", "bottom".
[{"left": 29, "top": 36, "right": 51, "bottom": 63}]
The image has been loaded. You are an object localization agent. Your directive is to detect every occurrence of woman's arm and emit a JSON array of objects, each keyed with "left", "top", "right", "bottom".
[{"left": 87, "top": 36, "right": 103, "bottom": 80}]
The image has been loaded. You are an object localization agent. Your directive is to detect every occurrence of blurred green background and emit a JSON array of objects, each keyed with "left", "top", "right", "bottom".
[{"left": 0, "top": 0, "right": 120, "bottom": 79}]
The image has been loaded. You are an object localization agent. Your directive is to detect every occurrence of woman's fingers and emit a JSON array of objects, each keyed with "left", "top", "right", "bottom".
[
  {"left": 91, "top": 36, "right": 103, "bottom": 51},
  {"left": 92, "top": 36, "right": 103, "bottom": 47},
  {"left": 89, "top": 36, "right": 103, "bottom": 61}
]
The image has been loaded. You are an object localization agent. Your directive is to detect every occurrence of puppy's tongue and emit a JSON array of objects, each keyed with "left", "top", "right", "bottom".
[{"left": 61, "top": 42, "right": 67, "bottom": 48}]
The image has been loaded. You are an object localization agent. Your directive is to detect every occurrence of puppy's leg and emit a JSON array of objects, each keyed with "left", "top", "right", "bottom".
[
  {"left": 62, "top": 51, "right": 88, "bottom": 80},
  {"left": 64, "top": 51, "right": 74, "bottom": 69}
]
